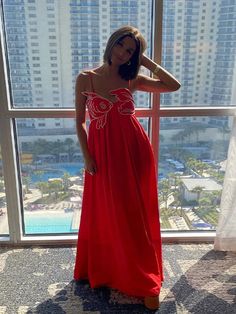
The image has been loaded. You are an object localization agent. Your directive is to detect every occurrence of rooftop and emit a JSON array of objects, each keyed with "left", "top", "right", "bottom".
[{"left": 181, "top": 178, "right": 222, "bottom": 191}]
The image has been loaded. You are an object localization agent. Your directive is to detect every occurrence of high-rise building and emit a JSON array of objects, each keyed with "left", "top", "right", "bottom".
[
  {"left": 161, "top": 0, "right": 236, "bottom": 128},
  {"left": 3, "top": 0, "right": 152, "bottom": 135},
  {"left": 162, "top": 0, "right": 236, "bottom": 107},
  {"left": 2, "top": 0, "right": 236, "bottom": 133}
]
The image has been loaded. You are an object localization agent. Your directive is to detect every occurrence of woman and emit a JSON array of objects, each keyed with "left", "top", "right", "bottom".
[{"left": 74, "top": 25, "right": 180, "bottom": 310}]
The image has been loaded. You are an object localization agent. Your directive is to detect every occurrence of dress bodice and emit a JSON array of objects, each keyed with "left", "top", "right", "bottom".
[{"left": 82, "top": 88, "right": 135, "bottom": 129}]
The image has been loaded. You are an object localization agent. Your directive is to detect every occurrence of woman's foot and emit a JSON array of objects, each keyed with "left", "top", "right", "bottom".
[{"left": 144, "top": 295, "right": 160, "bottom": 310}]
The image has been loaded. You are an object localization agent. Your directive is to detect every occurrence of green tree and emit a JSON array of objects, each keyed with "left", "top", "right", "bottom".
[
  {"left": 186, "top": 158, "right": 209, "bottom": 176},
  {"left": 191, "top": 186, "right": 204, "bottom": 206},
  {"left": 32, "top": 139, "right": 49, "bottom": 156},
  {"left": 199, "top": 196, "right": 212, "bottom": 210},
  {"left": 62, "top": 172, "right": 71, "bottom": 192},
  {"left": 194, "top": 124, "right": 205, "bottom": 142},
  {"left": 168, "top": 172, "right": 181, "bottom": 192},
  {"left": 22, "top": 176, "right": 31, "bottom": 194},
  {"left": 172, "top": 189, "right": 184, "bottom": 216},
  {"left": 195, "top": 160, "right": 208, "bottom": 176},
  {"left": 48, "top": 179, "right": 63, "bottom": 200},
  {"left": 186, "top": 158, "right": 198, "bottom": 175},
  {"left": 52, "top": 140, "right": 62, "bottom": 157},
  {"left": 159, "top": 178, "right": 171, "bottom": 209},
  {"left": 64, "top": 138, "right": 75, "bottom": 161},
  {"left": 171, "top": 130, "right": 186, "bottom": 146},
  {"left": 36, "top": 181, "right": 49, "bottom": 198},
  {"left": 208, "top": 190, "right": 222, "bottom": 206}
]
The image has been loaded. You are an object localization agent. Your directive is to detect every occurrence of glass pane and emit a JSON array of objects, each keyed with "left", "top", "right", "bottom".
[
  {"left": 17, "top": 116, "right": 151, "bottom": 235},
  {"left": 161, "top": 0, "right": 236, "bottom": 107},
  {"left": 17, "top": 118, "right": 83, "bottom": 235},
  {"left": 2, "top": 0, "right": 153, "bottom": 109},
  {"left": 138, "top": 117, "right": 150, "bottom": 135},
  {"left": 158, "top": 116, "right": 232, "bottom": 231},
  {"left": 0, "top": 147, "right": 9, "bottom": 235}
]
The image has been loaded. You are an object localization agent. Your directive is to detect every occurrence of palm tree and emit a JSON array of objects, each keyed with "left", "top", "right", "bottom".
[
  {"left": 209, "top": 190, "right": 222, "bottom": 206},
  {"left": 22, "top": 175, "right": 31, "bottom": 194},
  {"left": 199, "top": 196, "right": 212, "bottom": 210},
  {"left": 182, "top": 125, "right": 192, "bottom": 144},
  {"left": 159, "top": 178, "right": 171, "bottom": 209},
  {"left": 191, "top": 186, "right": 204, "bottom": 206},
  {"left": 186, "top": 158, "right": 198, "bottom": 175},
  {"left": 195, "top": 160, "right": 208, "bottom": 176},
  {"left": 168, "top": 172, "right": 181, "bottom": 192},
  {"left": 51, "top": 140, "right": 62, "bottom": 162},
  {"left": 48, "top": 179, "right": 63, "bottom": 200},
  {"left": 36, "top": 181, "right": 49, "bottom": 199},
  {"left": 171, "top": 130, "right": 186, "bottom": 146},
  {"left": 172, "top": 189, "right": 184, "bottom": 216},
  {"left": 64, "top": 138, "right": 75, "bottom": 161},
  {"left": 180, "top": 149, "right": 193, "bottom": 161},
  {"left": 62, "top": 172, "right": 71, "bottom": 192},
  {"left": 191, "top": 124, "right": 207, "bottom": 143},
  {"left": 186, "top": 158, "right": 209, "bottom": 177},
  {"left": 32, "top": 139, "right": 49, "bottom": 156}
]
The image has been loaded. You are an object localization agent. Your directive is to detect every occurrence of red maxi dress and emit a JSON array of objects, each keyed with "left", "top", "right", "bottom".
[{"left": 74, "top": 74, "right": 163, "bottom": 297}]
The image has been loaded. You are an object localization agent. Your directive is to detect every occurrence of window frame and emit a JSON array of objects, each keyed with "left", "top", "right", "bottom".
[{"left": 0, "top": 0, "right": 235, "bottom": 245}]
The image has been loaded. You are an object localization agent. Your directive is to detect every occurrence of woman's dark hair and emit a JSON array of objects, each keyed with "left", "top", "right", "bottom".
[{"left": 103, "top": 26, "right": 147, "bottom": 81}]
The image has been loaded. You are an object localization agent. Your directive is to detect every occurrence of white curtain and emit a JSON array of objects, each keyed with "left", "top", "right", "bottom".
[{"left": 214, "top": 117, "right": 236, "bottom": 251}]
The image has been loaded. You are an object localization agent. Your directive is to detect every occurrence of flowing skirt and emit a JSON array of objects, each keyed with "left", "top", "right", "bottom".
[{"left": 74, "top": 107, "right": 163, "bottom": 297}]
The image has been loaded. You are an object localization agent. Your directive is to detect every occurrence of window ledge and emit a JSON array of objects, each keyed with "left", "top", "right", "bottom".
[
  {"left": 162, "top": 231, "right": 215, "bottom": 243},
  {"left": 0, "top": 232, "right": 216, "bottom": 246}
]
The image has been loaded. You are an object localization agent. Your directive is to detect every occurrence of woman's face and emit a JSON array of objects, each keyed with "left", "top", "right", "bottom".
[{"left": 110, "top": 36, "right": 137, "bottom": 66}]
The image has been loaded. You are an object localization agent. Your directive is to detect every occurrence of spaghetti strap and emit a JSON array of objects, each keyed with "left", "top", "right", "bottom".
[{"left": 88, "top": 72, "right": 95, "bottom": 92}]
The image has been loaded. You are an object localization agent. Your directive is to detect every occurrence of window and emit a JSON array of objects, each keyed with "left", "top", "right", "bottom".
[{"left": 0, "top": 0, "right": 236, "bottom": 242}]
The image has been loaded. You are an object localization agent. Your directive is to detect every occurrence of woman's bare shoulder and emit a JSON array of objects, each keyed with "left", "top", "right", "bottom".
[
  {"left": 89, "top": 66, "right": 104, "bottom": 76},
  {"left": 76, "top": 67, "right": 102, "bottom": 83},
  {"left": 75, "top": 71, "right": 91, "bottom": 89},
  {"left": 77, "top": 71, "right": 91, "bottom": 80}
]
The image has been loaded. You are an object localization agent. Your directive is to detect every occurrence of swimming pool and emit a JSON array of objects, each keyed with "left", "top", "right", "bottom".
[
  {"left": 24, "top": 212, "right": 78, "bottom": 234},
  {"left": 30, "top": 162, "right": 84, "bottom": 183},
  {"left": 29, "top": 161, "right": 171, "bottom": 183}
]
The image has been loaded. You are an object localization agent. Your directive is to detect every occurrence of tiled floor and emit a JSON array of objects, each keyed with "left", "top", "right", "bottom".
[{"left": 0, "top": 244, "right": 235, "bottom": 313}]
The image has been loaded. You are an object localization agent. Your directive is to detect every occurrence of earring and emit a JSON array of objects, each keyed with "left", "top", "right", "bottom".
[{"left": 127, "top": 61, "right": 131, "bottom": 66}]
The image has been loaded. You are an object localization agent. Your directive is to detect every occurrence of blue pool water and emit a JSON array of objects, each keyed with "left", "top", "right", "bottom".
[
  {"left": 24, "top": 213, "right": 78, "bottom": 234},
  {"left": 30, "top": 162, "right": 84, "bottom": 183},
  {"left": 29, "top": 162, "right": 170, "bottom": 183}
]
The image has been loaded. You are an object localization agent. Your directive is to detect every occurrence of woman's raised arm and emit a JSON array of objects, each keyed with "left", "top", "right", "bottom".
[{"left": 134, "top": 54, "right": 181, "bottom": 93}]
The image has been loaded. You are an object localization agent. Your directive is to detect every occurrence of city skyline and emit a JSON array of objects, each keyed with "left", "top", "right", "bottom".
[
  {"left": 2, "top": 0, "right": 236, "bottom": 135},
  {"left": 3, "top": 0, "right": 151, "bottom": 131}
]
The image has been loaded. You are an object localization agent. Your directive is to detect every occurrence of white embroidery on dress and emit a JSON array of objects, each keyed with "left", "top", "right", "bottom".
[
  {"left": 82, "top": 92, "right": 113, "bottom": 129},
  {"left": 81, "top": 89, "right": 135, "bottom": 129},
  {"left": 112, "top": 89, "right": 135, "bottom": 115}
]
